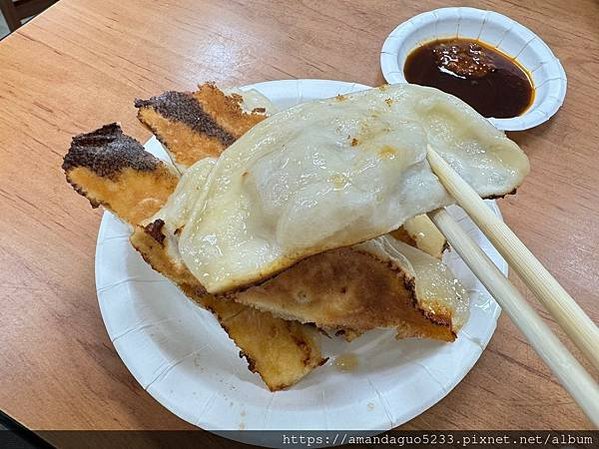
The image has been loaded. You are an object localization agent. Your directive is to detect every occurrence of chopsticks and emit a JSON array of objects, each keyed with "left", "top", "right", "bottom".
[
  {"left": 428, "top": 208, "right": 599, "bottom": 426},
  {"left": 425, "top": 146, "right": 599, "bottom": 427},
  {"left": 426, "top": 146, "right": 599, "bottom": 371}
]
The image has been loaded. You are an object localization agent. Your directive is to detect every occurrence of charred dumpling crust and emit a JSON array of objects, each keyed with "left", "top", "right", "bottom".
[
  {"left": 62, "top": 123, "right": 179, "bottom": 225},
  {"left": 135, "top": 83, "right": 267, "bottom": 168},
  {"left": 63, "top": 123, "right": 159, "bottom": 178},
  {"left": 135, "top": 91, "right": 236, "bottom": 147},
  {"left": 63, "top": 123, "right": 325, "bottom": 391}
]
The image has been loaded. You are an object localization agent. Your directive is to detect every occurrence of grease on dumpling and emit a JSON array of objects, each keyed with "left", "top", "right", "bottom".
[{"left": 177, "top": 84, "right": 529, "bottom": 293}]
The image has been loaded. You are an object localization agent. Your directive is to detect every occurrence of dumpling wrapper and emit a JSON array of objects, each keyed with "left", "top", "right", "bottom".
[
  {"left": 227, "top": 234, "right": 469, "bottom": 339},
  {"left": 377, "top": 235, "right": 469, "bottom": 333},
  {"left": 177, "top": 84, "right": 530, "bottom": 293},
  {"left": 152, "top": 153, "right": 469, "bottom": 340}
]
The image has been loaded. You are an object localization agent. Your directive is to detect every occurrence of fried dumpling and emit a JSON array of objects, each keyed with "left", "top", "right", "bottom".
[
  {"left": 377, "top": 235, "right": 469, "bottom": 336},
  {"left": 145, "top": 86, "right": 446, "bottom": 262},
  {"left": 227, "top": 234, "right": 468, "bottom": 341},
  {"left": 63, "top": 123, "right": 325, "bottom": 391},
  {"left": 135, "top": 83, "right": 274, "bottom": 171},
  {"left": 174, "top": 84, "right": 530, "bottom": 293},
  {"left": 148, "top": 148, "right": 468, "bottom": 341},
  {"left": 139, "top": 92, "right": 467, "bottom": 340}
]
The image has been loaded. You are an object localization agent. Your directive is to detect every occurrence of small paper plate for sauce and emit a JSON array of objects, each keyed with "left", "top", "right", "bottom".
[{"left": 380, "top": 7, "right": 567, "bottom": 131}]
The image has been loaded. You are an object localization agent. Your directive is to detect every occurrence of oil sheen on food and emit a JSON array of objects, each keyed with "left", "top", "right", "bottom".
[
  {"left": 334, "top": 353, "right": 359, "bottom": 372},
  {"left": 404, "top": 38, "right": 534, "bottom": 118}
]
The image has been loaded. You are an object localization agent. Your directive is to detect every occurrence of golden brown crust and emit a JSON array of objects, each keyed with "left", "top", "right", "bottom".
[
  {"left": 63, "top": 124, "right": 179, "bottom": 225},
  {"left": 135, "top": 83, "right": 267, "bottom": 168},
  {"left": 130, "top": 225, "right": 325, "bottom": 389},
  {"left": 135, "top": 91, "right": 236, "bottom": 146},
  {"left": 192, "top": 82, "right": 266, "bottom": 138},
  {"left": 66, "top": 166, "right": 179, "bottom": 226},
  {"left": 229, "top": 247, "right": 456, "bottom": 341},
  {"left": 64, "top": 123, "right": 325, "bottom": 390},
  {"left": 201, "top": 295, "right": 327, "bottom": 391}
]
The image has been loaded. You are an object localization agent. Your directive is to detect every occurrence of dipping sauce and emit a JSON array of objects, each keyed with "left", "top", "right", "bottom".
[{"left": 404, "top": 38, "right": 534, "bottom": 118}]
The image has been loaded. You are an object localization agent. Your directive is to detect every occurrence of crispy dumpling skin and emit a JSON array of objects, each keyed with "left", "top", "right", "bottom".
[
  {"left": 227, "top": 245, "right": 459, "bottom": 341},
  {"left": 62, "top": 123, "right": 180, "bottom": 225},
  {"left": 130, "top": 222, "right": 325, "bottom": 390},
  {"left": 135, "top": 83, "right": 270, "bottom": 170},
  {"left": 63, "top": 123, "right": 325, "bottom": 391}
]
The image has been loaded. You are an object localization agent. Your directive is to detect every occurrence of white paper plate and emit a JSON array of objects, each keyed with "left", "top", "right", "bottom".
[
  {"left": 380, "top": 7, "right": 567, "bottom": 131},
  {"left": 95, "top": 79, "right": 505, "bottom": 443}
]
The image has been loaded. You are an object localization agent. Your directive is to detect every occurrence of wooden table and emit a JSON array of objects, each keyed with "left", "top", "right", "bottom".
[{"left": 0, "top": 0, "right": 597, "bottom": 435}]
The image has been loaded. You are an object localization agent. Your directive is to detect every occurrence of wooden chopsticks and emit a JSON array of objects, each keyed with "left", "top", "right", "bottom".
[
  {"left": 427, "top": 146, "right": 599, "bottom": 369},
  {"left": 428, "top": 147, "right": 599, "bottom": 369},
  {"left": 425, "top": 146, "right": 599, "bottom": 427}
]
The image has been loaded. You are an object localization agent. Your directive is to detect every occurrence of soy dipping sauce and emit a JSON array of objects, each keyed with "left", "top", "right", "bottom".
[{"left": 404, "top": 38, "right": 534, "bottom": 118}]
